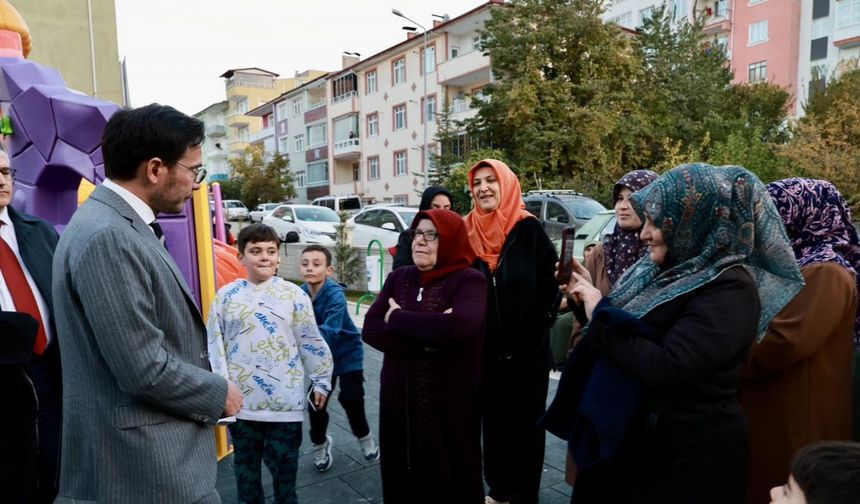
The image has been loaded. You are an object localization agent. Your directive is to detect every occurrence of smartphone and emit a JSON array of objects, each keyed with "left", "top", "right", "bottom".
[{"left": 557, "top": 225, "right": 577, "bottom": 285}]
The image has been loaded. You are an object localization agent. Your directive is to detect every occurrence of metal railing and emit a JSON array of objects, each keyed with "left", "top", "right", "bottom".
[{"left": 333, "top": 90, "right": 358, "bottom": 103}]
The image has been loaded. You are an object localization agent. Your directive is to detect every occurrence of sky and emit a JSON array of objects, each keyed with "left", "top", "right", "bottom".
[{"left": 114, "top": 0, "right": 481, "bottom": 116}]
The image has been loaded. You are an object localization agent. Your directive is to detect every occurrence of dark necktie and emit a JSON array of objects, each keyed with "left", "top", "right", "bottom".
[
  {"left": 149, "top": 221, "right": 167, "bottom": 248},
  {"left": 0, "top": 221, "right": 47, "bottom": 355}
]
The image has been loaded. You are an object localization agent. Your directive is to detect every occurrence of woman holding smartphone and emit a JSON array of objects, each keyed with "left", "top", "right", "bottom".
[{"left": 465, "top": 159, "right": 559, "bottom": 504}]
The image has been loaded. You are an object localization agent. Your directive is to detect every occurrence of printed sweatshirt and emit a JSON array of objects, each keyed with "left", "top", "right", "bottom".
[{"left": 207, "top": 277, "right": 333, "bottom": 422}]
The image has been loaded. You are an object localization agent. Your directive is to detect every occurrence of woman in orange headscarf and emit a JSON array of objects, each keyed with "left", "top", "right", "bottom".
[{"left": 465, "top": 159, "right": 559, "bottom": 504}]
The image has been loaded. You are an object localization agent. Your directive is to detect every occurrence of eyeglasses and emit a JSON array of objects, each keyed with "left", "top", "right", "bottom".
[
  {"left": 175, "top": 161, "right": 207, "bottom": 184},
  {"left": 412, "top": 229, "right": 439, "bottom": 242},
  {"left": 0, "top": 166, "right": 15, "bottom": 181}
]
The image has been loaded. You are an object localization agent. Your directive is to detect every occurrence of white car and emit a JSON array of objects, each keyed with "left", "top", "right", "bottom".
[
  {"left": 263, "top": 204, "right": 339, "bottom": 244},
  {"left": 222, "top": 200, "right": 249, "bottom": 221},
  {"left": 249, "top": 202, "right": 280, "bottom": 223},
  {"left": 348, "top": 206, "right": 419, "bottom": 249}
]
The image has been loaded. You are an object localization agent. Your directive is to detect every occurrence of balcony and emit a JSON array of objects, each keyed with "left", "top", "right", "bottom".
[
  {"left": 701, "top": 7, "right": 731, "bottom": 35},
  {"left": 333, "top": 138, "right": 360, "bottom": 160},
  {"left": 437, "top": 49, "right": 491, "bottom": 87},
  {"left": 228, "top": 114, "right": 249, "bottom": 128},
  {"left": 249, "top": 126, "right": 275, "bottom": 144},
  {"left": 207, "top": 124, "right": 227, "bottom": 137},
  {"left": 208, "top": 150, "right": 228, "bottom": 161},
  {"left": 333, "top": 90, "right": 357, "bottom": 104},
  {"left": 449, "top": 99, "right": 472, "bottom": 115}
]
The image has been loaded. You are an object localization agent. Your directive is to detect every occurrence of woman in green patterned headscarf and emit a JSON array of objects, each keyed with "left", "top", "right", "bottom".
[{"left": 562, "top": 164, "right": 804, "bottom": 504}]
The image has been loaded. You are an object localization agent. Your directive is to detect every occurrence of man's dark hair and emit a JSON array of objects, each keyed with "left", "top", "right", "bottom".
[
  {"left": 101, "top": 104, "right": 204, "bottom": 180},
  {"left": 301, "top": 244, "right": 332, "bottom": 266},
  {"left": 791, "top": 441, "right": 860, "bottom": 504},
  {"left": 237, "top": 224, "right": 280, "bottom": 255}
]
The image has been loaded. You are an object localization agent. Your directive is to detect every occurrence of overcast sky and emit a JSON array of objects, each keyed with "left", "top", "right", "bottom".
[{"left": 114, "top": 0, "right": 480, "bottom": 116}]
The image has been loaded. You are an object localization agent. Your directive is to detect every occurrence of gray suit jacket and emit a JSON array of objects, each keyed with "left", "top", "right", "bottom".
[{"left": 52, "top": 185, "right": 228, "bottom": 503}]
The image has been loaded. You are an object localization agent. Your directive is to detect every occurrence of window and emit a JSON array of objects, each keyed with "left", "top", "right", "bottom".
[
  {"left": 393, "top": 104, "right": 406, "bottom": 130},
  {"left": 525, "top": 200, "right": 542, "bottom": 217},
  {"left": 812, "top": 18, "right": 830, "bottom": 39},
  {"left": 295, "top": 171, "right": 306, "bottom": 188},
  {"left": 334, "top": 115, "right": 359, "bottom": 144},
  {"left": 670, "top": 0, "right": 686, "bottom": 19},
  {"left": 367, "top": 156, "right": 380, "bottom": 180},
  {"left": 366, "top": 70, "right": 378, "bottom": 94},
  {"left": 307, "top": 162, "right": 329, "bottom": 185},
  {"left": 640, "top": 6, "right": 655, "bottom": 25},
  {"left": 392, "top": 57, "right": 406, "bottom": 85},
  {"left": 236, "top": 98, "right": 248, "bottom": 115},
  {"left": 471, "top": 35, "right": 481, "bottom": 51},
  {"left": 237, "top": 126, "right": 249, "bottom": 142},
  {"left": 546, "top": 202, "right": 570, "bottom": 224},
  {"left": 276, "top": 101, "right": 289, "bottom": 120},
  {"left": 393, "top": 195, "right": 409, "bottom": 206},
  {"left": 423, "top": 95, "right": 436, "bottom": 123},
  {"left": 748, "top": 61, "right": 767, "bottom": 82},
  {"left": 748, "top": 20, "right": 768, "bottom": 45},
  {"left": 307, "top": 123, "right": 327, "bottom": 147},
  {"left": 278, "top": 137, "right": 288, "bottom": 153},
  {"left": 355, "top": 209, "right": 381, "bottom": 227},
  {"left": 353, "top": 163, "right": 361, "bottom": 182},
  {"left": 451, "top": 45, "right": 460, "bottom": 58},
  {"left": 714, "top": 0, "right": 728, "bottom": 18},
  {"left": 837, "top": 0, "right": 860, "bottom": 28},
  {"left": 716, "top": 34, "right": 729, "bottom": 54},
  {"left": 292, "top": 98, "right": 303, "bottom": 116},
  {"left": 367, "top": 113, "right": 379, "bottom": 137},
  {"left": 610, "top": 11, "right": 633, "bottom": 27},
  {"left": 294, "top": 134, "right": 305, "bottom": 152},
  {"left": 422, "top": 45, "right": 436, "bottom": 74},
  {"left": 394, "top": 151, "right": 407, "bottom": 176}
]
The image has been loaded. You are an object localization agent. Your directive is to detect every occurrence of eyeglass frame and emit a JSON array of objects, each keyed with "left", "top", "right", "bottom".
[
  {"left": 0, "top": 166, "right": 16, "bottom": 181},
  {"left": 412, "top": 229, "right": 439, "bottom": 242},
  {"left": 175, "top": 160, "right": 207, "bottom": 184}
]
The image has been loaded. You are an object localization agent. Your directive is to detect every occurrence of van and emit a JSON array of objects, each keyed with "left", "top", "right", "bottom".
[{"left": 312, "top": 194, "right": 362, "bottom": 214}]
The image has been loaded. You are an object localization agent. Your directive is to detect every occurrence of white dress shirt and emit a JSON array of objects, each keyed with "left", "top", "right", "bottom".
[
  {"left": 0, "top": 205, "right": 55, "bottom": 344},
  {"left": 101, "top": 178, "right": 159, "bottom": 233}
]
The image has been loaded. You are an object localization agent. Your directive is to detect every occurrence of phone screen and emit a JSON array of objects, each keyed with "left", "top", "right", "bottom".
[{"left": 558, "top": 225, "right": 576, "bottom": 285}]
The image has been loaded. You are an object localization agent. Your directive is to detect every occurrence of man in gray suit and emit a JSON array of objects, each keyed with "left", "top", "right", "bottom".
[{"left": 52, "top": 104, "right": 244, "bottom": 503}]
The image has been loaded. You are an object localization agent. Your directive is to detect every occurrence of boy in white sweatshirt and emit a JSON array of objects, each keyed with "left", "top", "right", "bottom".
[{"left": 207, "top": 223, "right": 333, "bottom": 504}]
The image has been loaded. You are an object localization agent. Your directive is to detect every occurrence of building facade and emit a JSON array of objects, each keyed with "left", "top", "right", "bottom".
[
  {"left": 14, "top": 0, "right": 124, "bottom": 105},
  {"left": 193, "top": 101, "right": 230, "bottom": 181}
]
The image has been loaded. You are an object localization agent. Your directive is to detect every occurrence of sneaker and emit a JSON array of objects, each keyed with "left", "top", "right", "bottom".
[
  {"left": 312, "top": 435, "right": 333, "bottom": 472},
  {"left": 358, "top": 433, "right": 379, "bottom": 462},
  {"left": 485, "top": 497, "right": 510, "bottom": 504}
]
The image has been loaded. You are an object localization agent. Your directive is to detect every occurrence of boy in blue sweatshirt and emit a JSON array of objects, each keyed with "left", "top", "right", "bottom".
[{"left": 300, "top": 244, "right": 378, "bottom": 472}]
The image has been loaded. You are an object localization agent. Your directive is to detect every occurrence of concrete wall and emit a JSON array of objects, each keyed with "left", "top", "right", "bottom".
[{"left": 276, "top": 243, "right": 393, "bottom": 293}]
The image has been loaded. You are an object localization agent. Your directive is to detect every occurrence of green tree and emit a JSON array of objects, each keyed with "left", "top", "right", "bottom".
[
  {"left": 215, "top": 177, "right": 244, "bottom": 201},
  {"left": 334, "top": 211, "right": 361, "bottom": 285},
  {"left": 229, "top": 145, "right": 296, "bottom": 208},
  {"left": 471, "top": 0, "right": 640, "bottom": 194}
]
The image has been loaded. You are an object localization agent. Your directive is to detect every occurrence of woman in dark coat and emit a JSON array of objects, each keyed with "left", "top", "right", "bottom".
[
  {"left": 363, "top": 209, "right": 487, "bottom": 504},
  {"left": 558, "top": 164, "right": 804, "bottom": 503},
  {"left": 464, "top": 159, "right": 559, "bottom": 504},
  {"left": 392, "top": 185, "right": 453, "bottom": 269}
]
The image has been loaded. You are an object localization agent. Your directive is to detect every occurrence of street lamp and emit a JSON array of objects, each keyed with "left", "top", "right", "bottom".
[{"left": 392, "top": 8, "right": 429, "bottom": 191}]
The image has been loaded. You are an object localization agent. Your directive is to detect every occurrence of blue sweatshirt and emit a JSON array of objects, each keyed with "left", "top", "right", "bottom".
[{"left": 302, "top": 277, "right": 363, "bottom": 376}]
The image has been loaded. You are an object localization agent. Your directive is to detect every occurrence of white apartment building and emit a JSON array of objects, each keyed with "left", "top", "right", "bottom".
[
  {"left": 193, "top": 101, "right": 231, "bottom": 181},
  {"left": 797, "top": 0, "right": 860, "bottom": 113},
  {"left": 603, "top": 0, "right": 692, "bottom": 29}
]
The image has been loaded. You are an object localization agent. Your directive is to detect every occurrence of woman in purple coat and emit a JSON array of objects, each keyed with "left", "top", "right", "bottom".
[{"left": 363, "top": 209, "right": 488, "bottom": 503}]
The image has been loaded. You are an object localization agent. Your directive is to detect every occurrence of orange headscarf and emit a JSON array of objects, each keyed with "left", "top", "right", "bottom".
[{"left": 464, "top": 159, "right": 534, "bottom": 271}]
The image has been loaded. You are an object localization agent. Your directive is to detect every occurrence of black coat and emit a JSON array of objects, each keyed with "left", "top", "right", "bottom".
[
  {"left": 573, "top": 266, "right": 760, "bottom": 504},
  {"left": 473, "top": 217, "right": 559, "bottom": 366}
]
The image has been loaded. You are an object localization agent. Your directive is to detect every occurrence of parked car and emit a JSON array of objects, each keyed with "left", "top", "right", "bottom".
[
  {"left": 348, "top": 205, "right": 419, "bottom": 249},
  {"left": 572, "top": 210, "right": 617, "bottom": 261},
  {"left": 312, "top": 194, "right": 363, "bottom": 214},
  {"left": 249, "top": 202, "right": 281, "bottom": 223},
  {"left": 263, "top": 204, "right": 339, "bottom": 244},
  {"left": 222, "top": 199, "right": 250, "bottom": 221},
  {"left": 522, "top": 190, "right": 606, "bottom": 241}
]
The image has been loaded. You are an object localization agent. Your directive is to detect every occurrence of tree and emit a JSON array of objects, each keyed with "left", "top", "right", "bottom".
[
  {"left": 216, "top": 177, "right": 244, "bottom": 201},
  {"left": 471, "top": 0, "right": 641, "bottom": 196},
  {"left": 779, "top": 69, "right": 860, "bottom": 204},
  {"left": 333, "top": 211, "right": 361, "bottom": 285},
  {"left": 229, "top": 145, "right": 296, "bottom": 208}
]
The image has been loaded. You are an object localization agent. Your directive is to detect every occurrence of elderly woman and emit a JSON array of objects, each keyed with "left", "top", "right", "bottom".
[
  {"left": 363, "top": 209, "right": 487, "bottom": 504},
  {"left": 393, "top": 185, "right": 454, "bottom": 269},
  {"left": 465, "top": 159, "right": 559, "bottom": 504},
  {"left": 556, "top": 164, "right": 804, "bottom": 503},
  {"left": 741, "top": 178, "right": 860, "bottom": 503}
]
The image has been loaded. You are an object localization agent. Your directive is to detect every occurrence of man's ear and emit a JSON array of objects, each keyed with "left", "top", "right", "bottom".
[{"left": 143, "top": 157, "right": 165, "bottom": 184}]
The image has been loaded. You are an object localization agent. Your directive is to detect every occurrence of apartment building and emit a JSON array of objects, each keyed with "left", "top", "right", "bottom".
[
  {"left": 193, "top": 101, "right": 230, "bottom": 181},
  {"left": 797, "top": 0, "right": 860, "bottom": 113},
  {"left": 604, "top": 0, "right": 803, "bottom": 111}
]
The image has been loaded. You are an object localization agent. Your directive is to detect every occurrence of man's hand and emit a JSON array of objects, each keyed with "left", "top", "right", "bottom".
[{"left": 224, "top": 380, "right": 244, "bottom": 416}]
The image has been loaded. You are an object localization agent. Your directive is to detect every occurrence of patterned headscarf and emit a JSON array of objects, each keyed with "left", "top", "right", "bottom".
[
  {"left": 465, "top": 159, "right": 534, "bottom": 272},
  {"left": 610, "top": 164, "right": 804, "bottom": 340},
  {"left": 767, "top": 178, "right": 860, "bottom": 347},
  {"left": 603, "top": 170, "right": 660, "bottom": 284}
]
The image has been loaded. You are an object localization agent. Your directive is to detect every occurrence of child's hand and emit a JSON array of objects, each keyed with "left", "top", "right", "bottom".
[
  {"left": 313, "top": 391, "right": 327, "bottom": 410},
  {"left": 443, "top": 308, "right": 453, "bottom": 314},
  {"left": 384, "top": 298, "right": 402, "bottom": 323}
]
